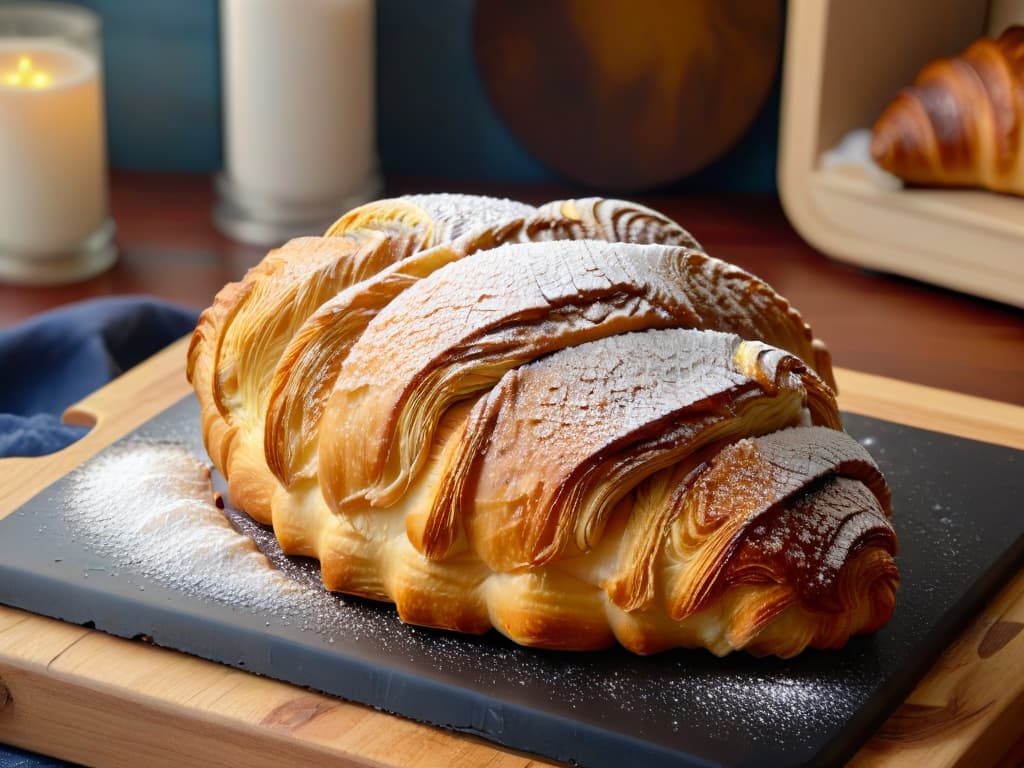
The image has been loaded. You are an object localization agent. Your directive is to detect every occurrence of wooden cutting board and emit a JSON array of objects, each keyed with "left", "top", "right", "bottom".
[{"left": 0, "top": 336, "right": 1022, "bottom": 767}]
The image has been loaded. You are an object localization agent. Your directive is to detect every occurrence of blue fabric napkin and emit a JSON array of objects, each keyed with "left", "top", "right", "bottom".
[
  {"left": 0, "top": 296, "right": 198, "bottom": 766},
  {"left": 0, "top": 745, "right": 73, "bottom": 768},
  {"left": 0, "top": 296, "right": 199, "bottom": 457}
]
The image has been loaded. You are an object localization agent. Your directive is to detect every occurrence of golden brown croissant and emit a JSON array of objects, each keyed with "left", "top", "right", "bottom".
[
  {"left": 189, "top": 195, "right": 702, "bottom": 524},
  {"left": 871, "top": 26, "right": 1024, "bottom": 195},
  {"left": 188, "top": 194, "right": 895, "bottom": 657}
]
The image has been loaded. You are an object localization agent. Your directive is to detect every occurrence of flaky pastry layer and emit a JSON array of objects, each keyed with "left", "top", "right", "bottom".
[{"left": 187, "top": 194, "right": 896, "bottom": 657}]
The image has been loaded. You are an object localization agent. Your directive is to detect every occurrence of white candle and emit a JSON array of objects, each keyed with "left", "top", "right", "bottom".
[
  {"left": 0, "top": 39, "right": 108, "bottom": 255},
  {"left": 221, "top": 0, "right": 377, "bottom": 206}
]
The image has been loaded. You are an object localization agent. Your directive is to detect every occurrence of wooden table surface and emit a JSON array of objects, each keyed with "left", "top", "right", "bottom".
[
  {"left": 0, "top": 172, "right": 1022, "bottom": 767},
  {"left": 0, "top": 171, "right": 1022, "bottom": 407}
]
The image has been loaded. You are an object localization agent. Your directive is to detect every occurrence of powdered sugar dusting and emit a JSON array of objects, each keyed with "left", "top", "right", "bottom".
[
  {"left": 745, "top": 477, "right": 896, "bottom": 602},
  {"left": 61, "top": 440, "right": 421, "bottom": 646},
  {"left": 64, "top": 441, "right": 305, "bottom": 611},
  {"left": 403, "top": 193, "right": 534, "bottom": 243}
]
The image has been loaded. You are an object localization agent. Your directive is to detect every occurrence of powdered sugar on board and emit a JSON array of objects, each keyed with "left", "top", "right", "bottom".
[
  {"left": 64, "top": 441, "right": 305, "bottom": 612},
  {"left": 61, "top": 439, "right": 409, "bottom": 646},
  {"left": 56, "top": 434, "right": 859, "bottom": 745}
]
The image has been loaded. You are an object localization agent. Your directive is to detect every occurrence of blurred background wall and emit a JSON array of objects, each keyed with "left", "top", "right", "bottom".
[{"left": 70, "top": 0, "right": 782, "bottom": 192}]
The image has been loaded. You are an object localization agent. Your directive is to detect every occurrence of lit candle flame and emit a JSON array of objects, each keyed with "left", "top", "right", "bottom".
[{"left": 4, "top": 56, "right": 52, "bottom": 89}]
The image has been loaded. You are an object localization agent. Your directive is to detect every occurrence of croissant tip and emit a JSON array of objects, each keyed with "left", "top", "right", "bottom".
[{"left": 870, "top": 113, "right": 899, "bottom": 169}]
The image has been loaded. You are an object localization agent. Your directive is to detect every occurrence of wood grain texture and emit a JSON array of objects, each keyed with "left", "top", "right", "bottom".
[
  {"left": 473, "top": 0, "right": 782, "bottom": 189},
  {"left": 0, "top": 608, "right": 552, "bottom": 768},
  {"left": 848, "top": 573, "right": 1024, "bottom": 768},
  {"left": 835, "top": 369, "right": 1024, "bottom": 450},
  {"left": 0, "top": 341, "right": 1022, "bottom": 766}
]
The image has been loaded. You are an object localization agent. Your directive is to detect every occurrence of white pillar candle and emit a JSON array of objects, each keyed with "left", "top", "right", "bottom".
[
  {"left": 217, "top": 0, "right": 380, "bottom": 244},
  {"left": 0, "top": 39, "right": 108, "bottom": 256}
]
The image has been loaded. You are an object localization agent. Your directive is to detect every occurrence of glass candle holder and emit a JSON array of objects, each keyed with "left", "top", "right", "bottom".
[
  {"left": 215, "top": 0, "right": 382, "bottom": 246},
  {"left": 0, "top": 2, "right": 116, "bottom": 285}
]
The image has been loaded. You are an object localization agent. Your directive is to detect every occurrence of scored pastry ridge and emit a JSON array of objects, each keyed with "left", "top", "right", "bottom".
[
  {"left": 318, "top": 240, "right": 834, "bottom": 517},
  {"left": 188, "top": 193, "right": 897, "bottom": 657}
]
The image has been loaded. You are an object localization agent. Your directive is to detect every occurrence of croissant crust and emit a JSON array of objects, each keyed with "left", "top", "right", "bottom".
[
  {"left": 871, "top": 26, "right": 1024, "bottom": 195},
  {"left": 187, "top": 194, "right": 897, "bottom": 657}
]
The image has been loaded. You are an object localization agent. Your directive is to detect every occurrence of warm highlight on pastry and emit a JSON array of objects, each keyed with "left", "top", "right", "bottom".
[
  {"left": 187, "top": 194, "right": 896, "bottom": 657},
  {"left": 871, "top": 26, "right": 1024, "bottom": 196},
  {"left": 189, "top": 195, "right": 700, "bottom": 524}
]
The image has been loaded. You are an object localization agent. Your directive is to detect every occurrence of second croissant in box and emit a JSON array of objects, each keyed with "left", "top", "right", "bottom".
[{"left": 871, "top": 26, "right": 1024, "bottom": 196}]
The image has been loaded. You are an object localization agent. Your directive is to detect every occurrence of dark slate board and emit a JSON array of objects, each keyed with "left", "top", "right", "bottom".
[{"left": 1, "top": 395, "right": 1022, "bottom": 768}]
